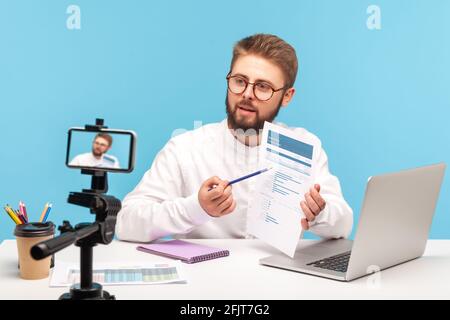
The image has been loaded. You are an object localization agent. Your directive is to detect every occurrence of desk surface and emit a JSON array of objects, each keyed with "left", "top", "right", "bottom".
[{"left": 1, "top": 239, "right": 450, "bottom": 300}]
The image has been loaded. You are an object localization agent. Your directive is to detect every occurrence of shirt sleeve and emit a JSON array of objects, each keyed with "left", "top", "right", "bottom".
[
  {"left": 115, "top": 139, "right": 212, "bottom": 242},
  {"left": 307, "top": 146, "right": 354, "bottom": 239}
]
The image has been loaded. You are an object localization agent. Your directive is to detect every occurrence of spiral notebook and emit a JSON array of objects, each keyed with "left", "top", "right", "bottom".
[{"left": 137, "top": 240, "right": 230, "bottom": 264}]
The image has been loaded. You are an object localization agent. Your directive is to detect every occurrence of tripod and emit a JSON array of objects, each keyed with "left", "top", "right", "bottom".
[
  {"left": 31, "top": 169, "right": 121, "bottom": 300},
  {"left": 31, "top": 118, "right": 135, "bottom": 299}
]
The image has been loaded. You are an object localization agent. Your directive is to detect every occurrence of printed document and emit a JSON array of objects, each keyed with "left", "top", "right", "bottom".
[
  {"left": 50, "top": 261, "right": 187, "bottom": 287},
  {"left": 248, "top": 122, "right": 317, "bottom": 257}
]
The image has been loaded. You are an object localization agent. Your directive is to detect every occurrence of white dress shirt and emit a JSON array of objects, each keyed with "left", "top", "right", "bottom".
[
  {"left": 115, "top": 119, "right": 353, "bottom": 242},
  {"left": 70, "top": 152, "right": 120, "bottom": 169}
]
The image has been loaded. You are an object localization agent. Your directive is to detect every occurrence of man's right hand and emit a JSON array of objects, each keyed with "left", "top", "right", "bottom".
[{"left": 198, "top": 176, "right": 236, "bottom": 217}]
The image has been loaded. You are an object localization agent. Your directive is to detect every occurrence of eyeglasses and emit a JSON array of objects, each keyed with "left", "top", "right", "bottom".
[
  {"left": 94, "top": 141, "right": 109, "bottom": 148},
  {"left": 226, "top": 74, "right": 287, "bottom": 101}
]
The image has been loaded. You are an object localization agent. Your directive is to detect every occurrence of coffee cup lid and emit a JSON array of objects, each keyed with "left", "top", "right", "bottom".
[{"left": 14, "top": 222, "right": 55, "bottom": 238}]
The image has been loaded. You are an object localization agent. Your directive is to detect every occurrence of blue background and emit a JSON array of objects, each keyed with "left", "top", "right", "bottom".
[{"left": 1, "top": 0, "right": 449, "bottom": 240}]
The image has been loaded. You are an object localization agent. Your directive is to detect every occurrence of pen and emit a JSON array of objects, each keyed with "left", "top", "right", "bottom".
[
  {"left": 208, "top": 167, "right": 273, "bottom": 191},
  {"left": 39, "top": 202, "right": 49, "bottom": 222},
  {"left": 43, "top": 203, "right": 52, "bottom": 222},
  {"left": 4, "top": 206, "right": 22, "bottom": 225}
]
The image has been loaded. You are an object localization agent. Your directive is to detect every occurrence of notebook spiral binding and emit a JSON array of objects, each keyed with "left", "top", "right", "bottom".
[{"left": 191, "top": 250, "right": 229, "bottom": 263}]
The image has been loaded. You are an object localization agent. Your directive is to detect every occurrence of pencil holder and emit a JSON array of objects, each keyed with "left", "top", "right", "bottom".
[{"left": 14, "top": 222, "right": 55, "bottom": 280}]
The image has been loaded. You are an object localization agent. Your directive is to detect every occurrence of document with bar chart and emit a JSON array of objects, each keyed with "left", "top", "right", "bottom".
[
  {"left": 50, "top": 261, "right": 187, "bottom": 287},
  {"left": 248, "top": 121, "right": 318, "bottom": 257}
]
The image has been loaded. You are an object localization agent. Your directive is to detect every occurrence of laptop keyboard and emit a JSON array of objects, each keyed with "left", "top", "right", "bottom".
[{"left": 306, "top": 251, "right": 351, "bottom": 273}]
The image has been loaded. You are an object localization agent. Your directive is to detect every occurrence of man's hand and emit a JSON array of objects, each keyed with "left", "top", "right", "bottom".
[
  {"left": 300, "top": 184, "right": 326, "bottom": 230},
  {"left": 198, "top": 176, "right": 236, "bottom": 217}
]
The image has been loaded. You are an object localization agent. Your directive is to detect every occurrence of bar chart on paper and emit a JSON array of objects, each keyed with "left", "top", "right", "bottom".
[
  {"left": 50, "top": 262, "right": 186, "bottom": 286},
  {"left": 68, "top": 266, "right": 179, "bottom": 284}
]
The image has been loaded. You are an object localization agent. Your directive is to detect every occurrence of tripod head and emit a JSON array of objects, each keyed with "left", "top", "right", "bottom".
[{"left": 31, "top": 119, "right": 136, "bottom": 300}]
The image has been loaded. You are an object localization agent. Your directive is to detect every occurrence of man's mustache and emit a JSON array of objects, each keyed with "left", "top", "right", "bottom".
[{"left": 236, "top": 100, "right": 257, "bottom": 112}]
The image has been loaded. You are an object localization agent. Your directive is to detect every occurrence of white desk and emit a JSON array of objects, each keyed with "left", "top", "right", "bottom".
[{"left": 1, "top": 239, "right": 450, "bottom": 300}]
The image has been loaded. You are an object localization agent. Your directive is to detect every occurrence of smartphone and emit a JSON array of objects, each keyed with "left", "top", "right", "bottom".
[{"left": 66, "top": 127, "right": 136, "bottom": 173}]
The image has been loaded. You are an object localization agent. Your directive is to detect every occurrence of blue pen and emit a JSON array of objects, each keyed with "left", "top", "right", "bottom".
[{"left": 208, "top": 167, "right": 273, "bottom": 191}]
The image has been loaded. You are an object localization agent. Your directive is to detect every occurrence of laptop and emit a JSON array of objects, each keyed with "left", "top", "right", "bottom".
[{"left": 259, "top": 163, "right": 446, "bottom": 281}]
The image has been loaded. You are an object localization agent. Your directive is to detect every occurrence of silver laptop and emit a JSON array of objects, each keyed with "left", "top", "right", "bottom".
[{"left": 259, "top": 163, "right": 446, "bottom": 281}]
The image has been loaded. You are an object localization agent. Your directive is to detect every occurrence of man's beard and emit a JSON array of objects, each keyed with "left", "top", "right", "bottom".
[
  {"left": 226, "top": 94, "right": 282, "bottom": 133},
  {"left": 92, "top": 148, "right": 104, "bottom": 157}
]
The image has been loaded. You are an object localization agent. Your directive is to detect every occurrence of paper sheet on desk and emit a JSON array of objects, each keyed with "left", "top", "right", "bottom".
[
  {"left": 248, "top": 122, "right": 318, "bottom": 257},
  {"left": 50, "top": 261, "right": 187, "bottom": 287}
]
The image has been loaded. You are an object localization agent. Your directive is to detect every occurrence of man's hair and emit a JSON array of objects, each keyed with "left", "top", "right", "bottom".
[
  {"left": 230, "top": 34, "right": 298, "bottom": 89},
  {"left": 95, "top": 133, "right": 113, "bottom": 147}
]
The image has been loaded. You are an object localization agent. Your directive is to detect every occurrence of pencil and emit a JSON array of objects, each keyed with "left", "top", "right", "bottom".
[
  {"left": 16, "top": 209, "right": 27, "bottom": 224},
  {"left": 19, "top": 201, "right": 28, "bottom": 222},
  {"left": 228, "top": 167, "right": 273, "bottom": 185},
  {"left": 39, "top": 202, "right": 49, "bottom": 222},
  {"left": 4, "top": 206, "right": 22, "bottom": 225},
  {"left": 42, "top": 203, "right": 52, "bottom": 222},
  {"left": 208, "top": 167, "right": 273, "bottom": 191}
]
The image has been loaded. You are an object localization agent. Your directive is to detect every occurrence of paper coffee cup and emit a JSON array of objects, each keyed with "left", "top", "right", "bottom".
[{"left": 14, "top": 222, "right": 55, "bottom": 280}]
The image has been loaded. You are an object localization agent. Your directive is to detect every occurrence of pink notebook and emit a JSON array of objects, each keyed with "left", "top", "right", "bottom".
[{"left": 137, "top": 240, "right": 230, "bottom": 264}]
